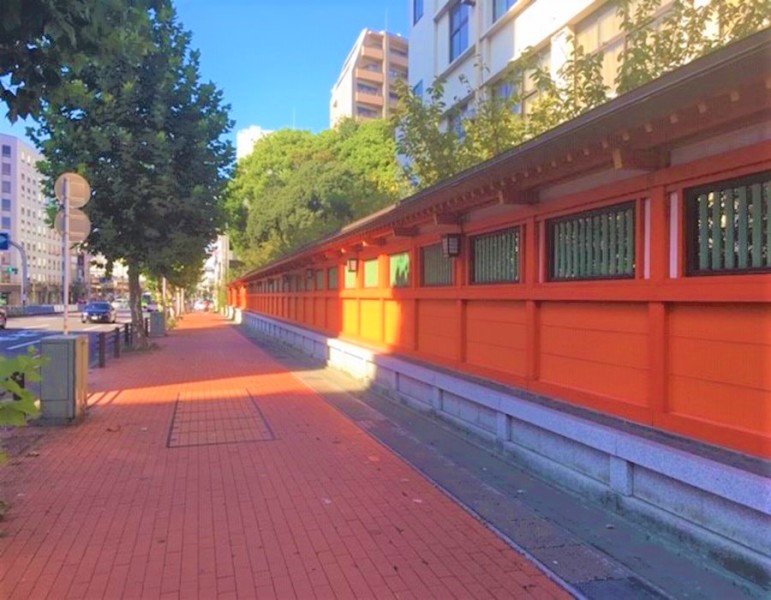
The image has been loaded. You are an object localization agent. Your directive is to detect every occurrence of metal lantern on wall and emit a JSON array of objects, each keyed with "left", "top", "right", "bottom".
[
  {"left": 346, "top": 257, "right": 359, "bottom": 273},
  {"left": 441, "top": 234, "right": 462, "bottom": 257}
]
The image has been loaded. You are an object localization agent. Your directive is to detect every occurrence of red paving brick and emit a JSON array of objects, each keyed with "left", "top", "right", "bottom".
[{"left": 0, "top": 313, "right": 572, "bottom": 599}]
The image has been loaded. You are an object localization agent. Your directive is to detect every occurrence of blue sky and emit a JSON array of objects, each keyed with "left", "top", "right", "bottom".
[{"left": 0, "top": 0, "right": 410, "bottom": 148}]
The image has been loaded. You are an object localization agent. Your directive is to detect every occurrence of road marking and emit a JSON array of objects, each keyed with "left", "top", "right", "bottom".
[{"left": 7, "top": 338, "right": 43, "bottom": 350}]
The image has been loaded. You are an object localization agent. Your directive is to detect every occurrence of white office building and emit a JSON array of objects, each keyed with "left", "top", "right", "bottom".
[
  {"left": 409, "top": 0, "right": 667, "bottom": 119},
  {"left": 0, "top": 134, "right": 65, "bottom": 305}
]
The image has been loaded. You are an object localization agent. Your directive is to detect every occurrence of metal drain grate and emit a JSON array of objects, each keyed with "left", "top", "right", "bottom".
[{"left": 167, "top": 390, "right": 275, "bottom": 448}]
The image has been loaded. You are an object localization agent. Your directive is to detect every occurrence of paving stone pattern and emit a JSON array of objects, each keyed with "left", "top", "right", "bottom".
[{"left": 0, "top": 313, "right": 571, "bottom": 600}]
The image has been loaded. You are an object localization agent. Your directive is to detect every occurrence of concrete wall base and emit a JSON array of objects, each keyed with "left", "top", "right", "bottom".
[{"left": 236, "top": 309, "right": 771, "bottom": 587}]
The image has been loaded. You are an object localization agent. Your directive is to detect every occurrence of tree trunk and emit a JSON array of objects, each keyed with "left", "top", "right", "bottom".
[{"left": 127, "top": 263, "right": 147, "bottom": 348}]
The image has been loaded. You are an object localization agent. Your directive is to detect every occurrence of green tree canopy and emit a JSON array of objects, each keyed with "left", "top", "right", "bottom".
[
  {"left": 225, "top": 118, "right": 402, "bottom": 273},
  {"left": 0, "top": 0, "right": 168, "bottom": 120},
  {"left": 30, "top": 5, "right": 233, "bottom": 342}
]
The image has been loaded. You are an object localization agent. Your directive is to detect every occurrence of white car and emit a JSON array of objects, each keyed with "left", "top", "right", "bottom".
[{"left": 111, "top": 298, "right": 129, "bottom": 310}]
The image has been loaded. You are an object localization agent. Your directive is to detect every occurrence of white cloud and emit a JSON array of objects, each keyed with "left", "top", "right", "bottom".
[{"left": 236, "top": 125, "right": 273, "bottom": 160}]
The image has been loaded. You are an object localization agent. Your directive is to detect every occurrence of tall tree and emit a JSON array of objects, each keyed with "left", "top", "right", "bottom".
[
  {"left": 225, "top": 120, "right": 401, "bottom": 273},
  {"left": 31, "top": 5, "right": 233, "bottom": 344},
  {"left": 0, "top": 0, "right": 168, "bottom": 120},
  {"left": 391, "top": 77, "right": 468, "bottom": 189}
]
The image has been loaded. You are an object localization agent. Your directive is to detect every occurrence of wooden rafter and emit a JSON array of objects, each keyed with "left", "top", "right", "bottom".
[{"left": 612, "top": 147, "right": 671, "bottom": 170}]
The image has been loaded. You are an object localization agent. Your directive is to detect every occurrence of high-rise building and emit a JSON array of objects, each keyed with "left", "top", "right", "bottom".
[
  {"left": 330, "top": 29, "right": 409, "bottom": 127},
  {"left": 0, "top": 134, "right": 65, "bottom": 305},
  {"left": 409, "top": 0, "right": 673, "bottom": 121}
]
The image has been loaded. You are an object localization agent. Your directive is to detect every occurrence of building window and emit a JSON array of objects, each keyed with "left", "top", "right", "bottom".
[
  {"left": 521, "top": 48, "right": 551, "bottom": 117},
  {"left": 413, "top": 0, "right": 424, "bottom": 24},
  {"left": 574, "top": 3, "right": 624, "bottom": 89},
  {"left": 1, "top": 182, "right": 9, "bottom": 194},
  {"left": 328, "top": 266, "right": 340, "bottom": 291},
  {"left": 548, "top": 201, "right": 636, "bottom": 281},
  {"left": 315, "top": 269, "right": 325, "bottom": 291},
  {"left": 390, "top": 252, "right": 411, "bottom": 287},
  {"left": 344, "top": 265, "right": 357, "bottom": 289},
  {"left": 1, "top": 198, "right": 9, "bottom": 212},
  {"left": 1, "top": 217, "right": 10, "bottom": 229},
  {"left": 493, "top": 0, "right": 517, "bottom": 22},
  {"left": 686, "top": 172, "right": 770, "bottom": 275},
  {"left": 363, "top": 259, "right": 379, "bottom": 288},
  {"left": 422, "top": 244, "right": 454, "bottom": 286},
  {"left": 1, "top": 145, "right": 10, "bottom": 157},
  {"left": 449, "top": 2, "right": 470, "bottom": 63},
  {"left": 412, "top": 80, "right": 423, "bottom": 100},
  {"left": 447, "top": 102, "right": 469, "bottom": 140},
  {"left": 1, "top": 163, "right": 10, "bottom": 175},
  {"left": 472, "top": 228, "right": 521, "bottom": 284}
]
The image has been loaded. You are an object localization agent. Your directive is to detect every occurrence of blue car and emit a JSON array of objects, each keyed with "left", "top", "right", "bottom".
[{"left": 81, "top": 301, "right": 117, "bottom": 323}]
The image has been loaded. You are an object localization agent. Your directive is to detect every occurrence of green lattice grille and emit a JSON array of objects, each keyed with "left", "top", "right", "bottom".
[
  {"left": 688, "top": 173, "right": 770, "bottom": 275},
  {"left": 364, "top": 259, "right": 379, "bottom": 288},
  {"left": 550, "top": 202, "right": 636, "bottom": 280},
  {"left": 344, "top": 266, "right": 357, "bottom": 289},
  {"left": 472, "top": 228, "right": 520, "bottom": 283},
  {"left": 390, "top": 253, "right": 411, "bottom": 287},
  {"left": 328, "top": 267, "right": 339, "bottom": 290},
  {"left": 422, "top": 244, "right": 453, "bottom": 286}
]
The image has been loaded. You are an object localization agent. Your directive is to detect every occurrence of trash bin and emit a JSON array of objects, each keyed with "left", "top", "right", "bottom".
[
  {"left": 40, "top": 335, "right": 88, "bottom": 424},
  {"left": 149, "top": 311, "right": 166, "bottom": 337}
]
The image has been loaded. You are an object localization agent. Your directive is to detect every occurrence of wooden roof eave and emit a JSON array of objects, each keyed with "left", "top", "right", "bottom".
[{"left": 232, "top": 29, "right": 770, "bottom": 286}]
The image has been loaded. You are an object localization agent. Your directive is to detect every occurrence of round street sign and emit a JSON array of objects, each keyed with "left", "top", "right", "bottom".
[
  {"left": 54, "top": 172, "right": 91, "bottom": 208},
  {"left": 54, "top": 209, "right": 91, "bottom": 243}
]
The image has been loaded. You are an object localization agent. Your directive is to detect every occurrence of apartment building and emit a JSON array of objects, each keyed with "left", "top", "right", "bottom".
[
  {"left": 0, "top": 133, "right": 66, "bottom": 305},
  {"left": 409, "top": 0, "right": 664, "bottom": 118},
  {"left": 330, "top": 29, "right": 409, "bottom": 127}
]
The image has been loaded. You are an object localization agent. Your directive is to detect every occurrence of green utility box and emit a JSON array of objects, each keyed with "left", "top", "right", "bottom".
[{"left": 40, "top": 335, "right": 89, "bottom": 424}]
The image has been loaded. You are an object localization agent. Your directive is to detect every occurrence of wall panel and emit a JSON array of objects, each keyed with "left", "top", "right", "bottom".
[
  {"left": 667, "top": 304, "right": 770, "bottom": 436},
  {"left": 539, "top": 302, "right": 649, "bottom": 406},
  {"left": 417, "top": 300, "right": 457, "bottom": 360},
  {"left": 465, "top": 300, "right": 527, "bottom": 377}
]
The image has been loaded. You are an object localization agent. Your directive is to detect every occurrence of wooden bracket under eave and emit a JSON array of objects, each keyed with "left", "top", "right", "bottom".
[
  {"left": 362, "top": 237, "right": 386, "bottom": 247},
  {"left": 433, "top": 213, "right": 460, "bottom": 225},
  {"left": 498, "top": 187, "right": 539, "bottom": 205},
  {"left": 612, "top": 147, "right": 671, "bottom": 170},
  {"left": 390, "top": 226, "right": 419, "bottom": 238}
]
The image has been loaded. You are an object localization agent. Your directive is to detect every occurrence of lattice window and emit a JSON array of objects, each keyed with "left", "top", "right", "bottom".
[
  {"left": 472, "top": 228, "right": 520, "bottom": 284},
  {"left": 422, "top": 243, "right": 453, "bottom": 286},
  {"left": 686, "top": 172, "right": 770, "bottom": 275},
  {"left": 390, "top": 252, "right": 411, "bottom": 287},
  {"left": 549, "top": 201, "right": 636, "bottom": 280}
]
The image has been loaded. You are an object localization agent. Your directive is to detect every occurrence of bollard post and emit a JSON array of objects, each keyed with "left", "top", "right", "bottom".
[
  {"left": 98, "top": 332, "right": 106, "bottom": 368},
  {"left": 114, "top": 327, "right": 121, "bottom": 358},
  {"left": 123, "top": 323, "right": 130, "bottom": 345},
  {"left": 128, "top": 323, "right": 133, "bottom": 348},
  {"left": 144, "top": 318, "right": 149, "bottom": 336}
]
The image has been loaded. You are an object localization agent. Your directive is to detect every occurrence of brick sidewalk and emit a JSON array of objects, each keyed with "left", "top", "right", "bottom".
[{"left": 0, "top": 313, "right": 571, "bottom": 599}]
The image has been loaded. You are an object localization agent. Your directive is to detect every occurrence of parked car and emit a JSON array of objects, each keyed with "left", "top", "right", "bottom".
[
  {"left": 0, "top": 307, "right": 6, "bottom": 329},
  {"left": 111, "top": 297, "right": 129, "bottom": 310},
  {"left": 81, "top": 301, "right": 117, "bottom": 323}
]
